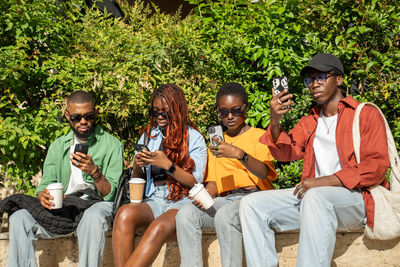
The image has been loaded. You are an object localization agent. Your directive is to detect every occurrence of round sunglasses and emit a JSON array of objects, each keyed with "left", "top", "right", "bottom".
[{"left": 303, "top": 73, "right": 338, "bottom": 88}]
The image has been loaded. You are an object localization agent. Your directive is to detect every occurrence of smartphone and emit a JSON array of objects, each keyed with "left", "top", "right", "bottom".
[
  {"left": 73, "top": 143, "right": 89, "bottom": 163},
  {"left": 133, "top": 144, "right": 150, "bottom": 153},
  {"left": 74, "top": 143, "right": 89, "bottom": 155},
  {"left": 272, "top": 76, "right": 291, "bottom": 109},
  {"left": 208, "top": 125, "right": 224, "bottom": 146}
]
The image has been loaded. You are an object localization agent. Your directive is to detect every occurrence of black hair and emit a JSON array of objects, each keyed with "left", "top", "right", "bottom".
[
  {"left": 67, "top": 90, "right": 95, "bottom": 106},
  {"left": 216, "top": 82, "right": 248, "bottom": 106}
]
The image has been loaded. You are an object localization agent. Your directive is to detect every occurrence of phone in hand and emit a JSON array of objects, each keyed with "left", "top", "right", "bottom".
[
  {"left": 272, "top": 76, "right": 292, "bottom": 109},
  {"left": 133, "top": 144, "right": 150, "bottom": 153},
  {"left": 74, "top": 143, "right": 89, "bottom": 154},
  {"left": 208, "top": 125, "right": 224, "bottom": 146},
  {"left": 73, "top": 143, "right": 89, "bottom": 162}
]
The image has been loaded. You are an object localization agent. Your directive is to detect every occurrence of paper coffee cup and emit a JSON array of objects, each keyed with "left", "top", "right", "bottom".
[
  {"left": 189, "top": 183, "right": 214, "bottom": 209},
  {"left": 129, "top": 178, "right": 146, "bottom": 203},
  {"left": 46, "top": 183, "right": 63, "bottom": 209}
]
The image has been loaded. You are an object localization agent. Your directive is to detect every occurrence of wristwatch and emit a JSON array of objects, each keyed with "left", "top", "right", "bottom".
[
  {"left": 166, "top": 162, "right": 176, "bottom": 175},
  {"left": 240, "top": 151, "right": 249, "bottom": 164}
]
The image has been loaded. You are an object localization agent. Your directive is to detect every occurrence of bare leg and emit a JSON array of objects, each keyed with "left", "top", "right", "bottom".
[
  {"left": 125, "top": 209, "right": 179, "bottom": 267},
  {"left": 112, "top": 203, "right": 154, "bottom": 267}
]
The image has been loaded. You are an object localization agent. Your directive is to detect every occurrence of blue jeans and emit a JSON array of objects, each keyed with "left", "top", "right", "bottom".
[
  {"left": 144, "top": 184, "right": 191, "bottom": 219},
  {"left": 176, "top": 191, "right": 252, "bottom": 267},
  {"left": 239, "top": 187, "right": 366, "bottom": 267},
  {"left": 8, "top": 201, "right": 113, "bottom": 267}
]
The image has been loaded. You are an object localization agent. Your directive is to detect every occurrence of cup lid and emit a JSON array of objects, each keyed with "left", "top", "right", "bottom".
[
  {"left": 47, "top": 183, "right": 63, "bottom": 190},
  {"left": 189, "top": 183, "right": 204, "bottom": 197},
  {"left": 129, "top": 178, "right": 146, "bottom": 183}
]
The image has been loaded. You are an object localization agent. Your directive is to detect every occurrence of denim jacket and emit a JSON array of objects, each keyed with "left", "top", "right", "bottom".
[{"left": 137, "top": 126, "right": 207, "bottom": 197}]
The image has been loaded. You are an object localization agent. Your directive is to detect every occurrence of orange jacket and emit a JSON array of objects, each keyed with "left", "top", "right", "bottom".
[{"left": 259, "top": 96, "right": 390, "bottom": 228}]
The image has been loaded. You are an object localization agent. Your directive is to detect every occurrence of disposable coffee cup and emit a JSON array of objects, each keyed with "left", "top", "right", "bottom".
[
  {"left": 129, "top": 178, "right": 146, "bottom": 203},
  {"left": 189, "top": 183, "right": 214, "bottom": 209},
  {"left": 46, "top": 183, "right": 64, "bottom": 209}
]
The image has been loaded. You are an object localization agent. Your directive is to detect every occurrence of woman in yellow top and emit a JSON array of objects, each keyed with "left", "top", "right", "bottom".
[{"left": 176, "top": 82, "right": 277, "bottom": 267}]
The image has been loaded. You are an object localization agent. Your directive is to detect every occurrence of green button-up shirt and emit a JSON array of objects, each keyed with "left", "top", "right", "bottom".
[{"left": 35, "top": 126, "right": 123, "bottom": 201}]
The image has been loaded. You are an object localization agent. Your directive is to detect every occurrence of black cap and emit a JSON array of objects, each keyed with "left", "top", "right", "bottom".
[{"left": 300, "top": 53, "right": 344, "bottom": 76}]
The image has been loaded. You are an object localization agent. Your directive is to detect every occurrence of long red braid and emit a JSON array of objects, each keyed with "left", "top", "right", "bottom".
[{"left": 144, "top": 84, "right": 197, "bottom": 201}]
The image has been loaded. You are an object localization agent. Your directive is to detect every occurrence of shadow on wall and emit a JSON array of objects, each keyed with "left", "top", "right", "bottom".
[
  {"left": 127, "top": 0, "right": 194, "bottom": 17},
  {"left": 77, "top": 0, "right": 194, "bottom": 20}
]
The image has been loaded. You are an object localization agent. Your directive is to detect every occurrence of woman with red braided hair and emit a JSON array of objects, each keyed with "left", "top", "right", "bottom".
[{"left": 112, "top": 84, "right": 207, "bottom": 267}]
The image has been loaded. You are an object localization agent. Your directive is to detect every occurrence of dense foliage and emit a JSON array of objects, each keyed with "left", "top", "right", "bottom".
[
  {"left": 188, "top": 0, "right": 399, "bottom": 187},
  {"left": 0, "top": 0, "right": 81, "bottom": 194},
  {"left": 0, "top": 0, "right": 399, "bottom": 193}
]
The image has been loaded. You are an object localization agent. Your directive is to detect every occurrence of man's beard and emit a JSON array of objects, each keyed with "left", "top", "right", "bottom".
[{"left": 70, "top": 122, "right": 96, "bottom": 140}]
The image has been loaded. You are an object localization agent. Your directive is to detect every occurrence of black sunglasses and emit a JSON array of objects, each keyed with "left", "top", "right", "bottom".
[
  {"left": 149, "top": 110, "right": 168, "bottom": 119},
  {"left": 303, "top": 73, "right": 338, "bottom": 88},
  {"left": 217, "top": 104, "right": 247, "bottom": 118},
  {"left": 68, "top": 112, "right": 96, "bottom": 122}
]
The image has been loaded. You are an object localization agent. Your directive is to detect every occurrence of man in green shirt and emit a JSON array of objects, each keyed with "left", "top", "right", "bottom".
[{"left": 8, "top": 90, "right": 123, "bottom": 267}]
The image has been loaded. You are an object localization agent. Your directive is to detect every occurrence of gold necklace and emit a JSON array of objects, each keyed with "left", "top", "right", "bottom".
[{"left": 321, "top": 115, "right": 337, "bottom": 134}]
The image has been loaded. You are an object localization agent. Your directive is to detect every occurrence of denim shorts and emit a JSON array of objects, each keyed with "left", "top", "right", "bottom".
[{"left": 143, "top": 184, "right": 191, "bottom": 219}]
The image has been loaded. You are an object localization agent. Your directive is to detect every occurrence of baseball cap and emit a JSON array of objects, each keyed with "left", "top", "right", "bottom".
[{"left": 300, "top": 53, "right": 344, "bottom": 76}]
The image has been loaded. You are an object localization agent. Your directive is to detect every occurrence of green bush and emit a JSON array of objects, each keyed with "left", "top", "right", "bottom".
[
  {"left": 274, "top": 160, "right": 303, "bottom": 189},
  {"left": 1, "top": 0, "right": 220, "bottom": 193},
  {"left": 50, "top": 1, "right": 220, "bottom": 154},
  {"left": 189, "top": 0, "right": 400, "bottom": 186},
  {"left": 1, "top": 0, "right": 399, "bottom": 193},
  {"left": 0, "top": 0, "right": 81, "bottom": 194}
]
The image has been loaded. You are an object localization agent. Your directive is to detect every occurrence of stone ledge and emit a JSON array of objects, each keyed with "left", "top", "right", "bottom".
[{"left": 0, "top": 230, "right": 400, "bottom": 266}]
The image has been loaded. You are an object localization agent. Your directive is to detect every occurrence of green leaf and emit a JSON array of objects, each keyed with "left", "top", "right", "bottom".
[
  {"left": 5, "top": 22, "right": 13, "bottom": 31},
  {"left": 335, "top": 36, "right": 342, "bottom": 45},
  {"left": 366, "top": 61, "right": 377, "bottom": 72},
  {"left": 346, "top": 27, "right": 357, "bottom": 34},
  {"left": 277, "top": 7, "right": 286, "bottom": 15},
  {"left": 358, "top": 26, "right": 372, "bottom": 34}
]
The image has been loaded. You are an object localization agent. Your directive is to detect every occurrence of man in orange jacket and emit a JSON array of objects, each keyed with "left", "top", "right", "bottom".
[{"left": 239, "top": 53, "right": 390, "bottom": 267}]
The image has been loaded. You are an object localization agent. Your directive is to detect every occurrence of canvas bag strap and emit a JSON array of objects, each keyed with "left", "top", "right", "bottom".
[{"left": 352, "top": 102, "right": 400, "bottom": 191}]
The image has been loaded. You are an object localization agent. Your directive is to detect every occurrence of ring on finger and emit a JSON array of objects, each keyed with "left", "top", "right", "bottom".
[
  {"left": 215, "top": 145, "right": 219, "bottom": 151},
  {"left": 297, "top": 185, "right": 302, "bottom": 190},
  {"left": 277, "top": 98, "right": 283, "bottom": 105}
]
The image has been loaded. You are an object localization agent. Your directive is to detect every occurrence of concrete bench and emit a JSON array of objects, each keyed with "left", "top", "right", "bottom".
[{"left": 1, "top": 227, "right": 399, "bottom": 267}]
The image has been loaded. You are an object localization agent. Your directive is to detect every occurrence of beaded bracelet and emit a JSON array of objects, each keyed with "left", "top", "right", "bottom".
[{"left": 90, "top": 165, "right": 101, "bottom": 179}]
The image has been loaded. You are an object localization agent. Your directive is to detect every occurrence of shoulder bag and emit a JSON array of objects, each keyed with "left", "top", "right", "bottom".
[{"left": 353, "top": 102, "right": 400, "bottom": 240}]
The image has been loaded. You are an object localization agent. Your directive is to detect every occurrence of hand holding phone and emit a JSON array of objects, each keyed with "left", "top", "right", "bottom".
[
  {"left": 208, "top": 125, "right": 224, "bottom": 146},
  {"left": 74, "top": 143, "right": 89, "bottom": 154},
  {"left": 272, "top": 76, "right": 292, "bottom": 109},
  {"left": 133, "top": 144, "right": 150, "bottom": 153},
  {"left": 73, "top": 143, "right": 89, "bottom": 162},
  {"left": 270, "top": 77, "right": 294, "bottom": 139}
]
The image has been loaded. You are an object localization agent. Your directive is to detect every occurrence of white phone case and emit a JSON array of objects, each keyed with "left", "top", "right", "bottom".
[{"left": 208, "top": 125, "right": 224, "bottom": 146}]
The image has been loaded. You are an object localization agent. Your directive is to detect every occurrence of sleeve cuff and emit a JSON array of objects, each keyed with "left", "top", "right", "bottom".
[
  {"left": 259, "top": 126, "right": 293, "bottom": 148},
  {"left": 334, "top": 169, "right": 361, "bottom": 190}
]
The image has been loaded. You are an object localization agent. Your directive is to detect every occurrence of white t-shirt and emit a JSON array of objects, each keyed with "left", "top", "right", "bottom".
[
  {"left": 65, "top": 136, "right": 95, "bottom": 195},
  {"left": 313, "top": 111, "right": 342, "bottom": 178}
]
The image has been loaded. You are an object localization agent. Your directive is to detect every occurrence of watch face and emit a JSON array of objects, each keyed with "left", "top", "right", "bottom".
[
  {"left": 241, "top": 152, "right": 249, "bottom": 163},
  {"left": 167, "top": 163, "right": 176, "bottom": 174}
]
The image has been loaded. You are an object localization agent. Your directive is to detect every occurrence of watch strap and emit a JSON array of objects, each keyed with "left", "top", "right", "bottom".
[
  {"left": 167, "top": 162, "right": 176, "bottom": 174},
  {"left": 240, "top": 151, "right": 249, "bottom": 164}
]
